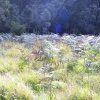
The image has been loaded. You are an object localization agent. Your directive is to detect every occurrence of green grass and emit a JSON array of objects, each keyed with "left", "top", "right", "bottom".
[{"left": 0, "top": 39, "right": 100, "bottom": 100}]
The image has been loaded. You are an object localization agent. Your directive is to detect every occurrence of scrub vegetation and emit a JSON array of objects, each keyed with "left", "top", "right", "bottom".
[
  {"left": 0, "top": 37, "right": 100, "bottom": 100},
  {"left": 0, "top": 0, "right": 100, "bottom": 99}
]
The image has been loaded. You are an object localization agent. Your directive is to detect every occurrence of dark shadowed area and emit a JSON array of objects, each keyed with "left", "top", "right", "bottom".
[{"left": 0, "top": 0, "right": 100, "bottom": 35}]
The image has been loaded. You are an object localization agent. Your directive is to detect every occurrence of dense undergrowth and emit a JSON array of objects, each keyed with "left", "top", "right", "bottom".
[{"left": 0, "top": 38, "right": 100, "bottom": 100}]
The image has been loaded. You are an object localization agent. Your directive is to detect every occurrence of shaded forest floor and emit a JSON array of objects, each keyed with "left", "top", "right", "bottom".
[{"left": 0, "top": 34, "right": 100, "bottom": 100}]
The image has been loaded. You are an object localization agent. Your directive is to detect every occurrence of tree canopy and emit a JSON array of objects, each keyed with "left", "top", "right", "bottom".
[{"left": 0, "top": 0, "right": 100, "bottom": 35}]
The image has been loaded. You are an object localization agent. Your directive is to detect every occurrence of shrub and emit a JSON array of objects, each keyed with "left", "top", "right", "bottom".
[
  {"left": 18, "top": 59, "right": 28, "bottom": 71},
  {"left": 20, "top": 71, "right": 43, "bottom": 92},
  {"left": 51, "top": 81, "right": 67, "bottom": 91},
  {"left": 74, "top": 59, "right": 86, "bottom": 73},
  {"left": 52, "top": 69, "right": 66, "bottom": 81},
  {"left": 66, "top": 60, "right": 77, "bottom": 72}
]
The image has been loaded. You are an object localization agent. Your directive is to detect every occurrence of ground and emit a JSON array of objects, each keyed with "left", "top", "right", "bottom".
[{"left": 0, "top": 35, "right": 100, "bottom": 100}]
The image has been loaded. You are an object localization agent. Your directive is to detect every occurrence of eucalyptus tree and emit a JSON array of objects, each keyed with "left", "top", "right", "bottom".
[
  {"left": 68, "top": 0, "right": 100, "bottom": 34},
  {"left": 0, "top": 0, "right": 11, "bottom": 32}
]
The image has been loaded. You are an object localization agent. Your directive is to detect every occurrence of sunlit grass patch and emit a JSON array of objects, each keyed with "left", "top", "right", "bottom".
[
  {"left": 67, "top": 87, "right": 100, "bottom": 100},
  {"left": 5, "top": 43, "right": 30, "bottom": 58},
  {"left": 18, "top": 71, "right": 43, "bottom": 92},
  {"left": 0, "top": 74, "right": 34, "bottom": 100},
  {"left": 0, "top": 57, "right": 19, "bottom": 73}
]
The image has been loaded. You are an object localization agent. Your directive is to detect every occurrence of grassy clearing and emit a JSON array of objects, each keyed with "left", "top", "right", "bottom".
[{"left": 0, "top": 39, "right": 100, "bottom": 100}]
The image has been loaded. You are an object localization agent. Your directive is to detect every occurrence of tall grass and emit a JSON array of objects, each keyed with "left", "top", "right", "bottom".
[{"left": 0, "top": 39, "right": 100, "bottom": 100}]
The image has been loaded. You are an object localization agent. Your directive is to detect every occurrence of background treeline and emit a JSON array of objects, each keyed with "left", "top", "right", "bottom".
[{"left": 0, "top": 0, "right": 100, "bottom": 35}]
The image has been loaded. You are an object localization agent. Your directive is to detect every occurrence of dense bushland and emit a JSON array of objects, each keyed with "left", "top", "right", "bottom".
[{"left": 0, "top": 0, "right": 100, "bottom": 35}]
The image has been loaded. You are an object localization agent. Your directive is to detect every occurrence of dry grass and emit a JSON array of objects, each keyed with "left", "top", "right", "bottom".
[{"left": 0, "top": 38, "right": 100, "bottom": 100}]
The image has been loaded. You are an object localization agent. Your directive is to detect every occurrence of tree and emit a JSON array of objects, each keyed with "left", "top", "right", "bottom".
[
  {"left": 68, "top": 0, "right": 100, "bottom": 35},
  {"left": 0, "top": 0, "right": 99, "bottom": 35},
  {"left": 0, "top": 0, "right": 11, "bottom": 32},
  {"left": 90, "top": 0, "right": 100, "bottom": 34},
  {"left": 10, "top": 21, "right": 25, "bottom": 35}
]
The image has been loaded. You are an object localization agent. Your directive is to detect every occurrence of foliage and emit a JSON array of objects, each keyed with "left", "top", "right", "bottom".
[
  {"left": 0, "top": 0, "right": 100, "bottom": 34},
  {"left": 10, "top": 22, "right": 26, "bottom": 35},
  {"left": 0, "top": 38, "right": 100, "bottom": 100}
]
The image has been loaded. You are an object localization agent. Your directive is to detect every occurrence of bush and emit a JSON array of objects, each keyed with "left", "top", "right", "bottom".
[
  {"left": 20, "top": 71, "right": 43, "bottom": 92},
  {"left": 74, "top": 59, "right": 86, "bottom": 73},
  {"left": 18, "top": 59, "right": 28, "bottom": 71},
  {"left": 67, "top": 60, "right": 77, "bottom": 72}
]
